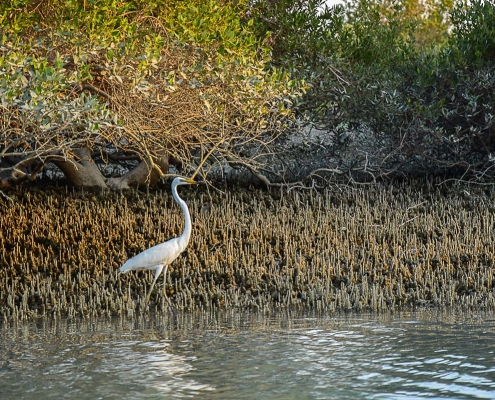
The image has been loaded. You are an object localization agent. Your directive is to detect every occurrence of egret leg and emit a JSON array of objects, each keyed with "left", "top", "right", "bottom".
[
  {"left": 162, "top": 265, "right": 169, "bottom": 299},
  {"left": 162, "top": 265, "right": 177, "bottom": 315},
  {"left": 145, "top": 265, "right": 164, "bottom": 306}
]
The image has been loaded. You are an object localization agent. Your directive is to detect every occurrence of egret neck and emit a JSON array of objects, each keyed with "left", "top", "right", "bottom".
[{"left": 172, "top": 179, "right": 192, "bottom": 251}]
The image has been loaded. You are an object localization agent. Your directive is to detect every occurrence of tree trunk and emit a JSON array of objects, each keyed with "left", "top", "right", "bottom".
[
  {"left": 52, "top": 148, "right": 108, "bottom": 189},
  {"left": 52, "top": 147, "right": 170, "bottom": 190},
  {"left": 0, "top": 146, "right": 171, "bottom": 190},
  {"left": 105, "top": 152, "right": 170, "bottom": 190},
  {"left": 0, "top": 157, "right": 44, "bottom": 189}
]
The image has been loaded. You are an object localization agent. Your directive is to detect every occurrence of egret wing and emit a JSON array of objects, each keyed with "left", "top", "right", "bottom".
[{"left": 120, "top": 238, "right": 182, "bottom": 273}]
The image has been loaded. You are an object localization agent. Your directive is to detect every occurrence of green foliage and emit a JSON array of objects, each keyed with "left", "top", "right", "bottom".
[
  {"left": 450, "top": 0, "right": 495, "bottom": 66},
  {"left": 151, "top": 0, "right": 299, "bottom": 121},
  {"left": 250, "top": 0, "right": 336, "bottom": 65},
  {"left": 340, "top": 1, "right": 417, "bottom": 67},
  {"left": 4, "top": 0, "right": 494, "bottom": 184},
  {"left": 409, "top": 0, "right": 454, "bottom": 47},
  {"left": 250, "top": 0, "right": 420, "bottom": 126},
  {"left": 0, "top": 0, "right": 298, "bottom": 118},
  {"left": 0, "top": 50, "right": 111, "bottom": 136},
  {"left": 249, "top": 0, "right": 495, "bottom": 180},
  {"left": 163, "top": 0, "right": 256, "bottom": 52},
  {"left": 0, "top": 0, "right": 302, "bottom": 186}
]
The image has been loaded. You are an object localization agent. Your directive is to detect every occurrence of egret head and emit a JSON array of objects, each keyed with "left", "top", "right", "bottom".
[{"left": 173, "top": 176, "right": 197, "bottom": 186}]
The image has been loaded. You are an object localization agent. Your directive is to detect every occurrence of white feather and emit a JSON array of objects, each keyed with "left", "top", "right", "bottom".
[
  {"left": 118, "top": 176, "right": 196, "bottom": 304},
  {"left": 119, "top": 237, "right": 182, "bottom": 273}
]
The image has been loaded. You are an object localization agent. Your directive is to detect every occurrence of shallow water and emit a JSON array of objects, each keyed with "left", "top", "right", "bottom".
[{"left": 1, "top": 310, "right": 494, "bottom": 399}]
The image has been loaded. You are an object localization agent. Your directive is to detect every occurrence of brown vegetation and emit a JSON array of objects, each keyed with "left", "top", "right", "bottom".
[
  {"left": 1, "top": 181, "right": 494, "bottom": 321},
  {"left": 0, "top": 0, "right": 298, "bottom": 191}
]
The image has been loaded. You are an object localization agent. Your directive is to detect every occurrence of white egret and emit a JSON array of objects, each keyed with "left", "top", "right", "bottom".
[{"left": 119, "top": 176, "right": 197, "bottom": 305}]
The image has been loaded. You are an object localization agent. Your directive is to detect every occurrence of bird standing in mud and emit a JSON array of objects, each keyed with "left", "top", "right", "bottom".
[{"left": 119, "top": 176, "right": 197, "bottom": 305}]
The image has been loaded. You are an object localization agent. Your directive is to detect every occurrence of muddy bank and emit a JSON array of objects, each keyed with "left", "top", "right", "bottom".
[{"left": 1, "top": 181, "right": 494, "bottom": 320}]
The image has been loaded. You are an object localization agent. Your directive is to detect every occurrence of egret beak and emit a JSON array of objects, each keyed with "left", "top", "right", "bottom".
[{"left": 184, "top": 178, "right": 197, "bottom": 184}]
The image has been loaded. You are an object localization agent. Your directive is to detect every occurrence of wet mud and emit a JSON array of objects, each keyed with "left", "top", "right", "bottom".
[{"left": 1, "top": 181, "right": 494, "bottom": 321}]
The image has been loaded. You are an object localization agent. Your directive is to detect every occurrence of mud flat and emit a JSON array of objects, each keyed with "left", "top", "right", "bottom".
[{"left": 1, "top": 181, "right": 494, "bottom": 321}]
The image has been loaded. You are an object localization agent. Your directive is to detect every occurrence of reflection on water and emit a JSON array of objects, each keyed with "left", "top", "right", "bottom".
[{"left": 1, "top": 310, "right": 494, "bottom": 399}]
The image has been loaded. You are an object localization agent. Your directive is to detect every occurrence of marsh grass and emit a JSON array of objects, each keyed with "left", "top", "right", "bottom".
[{"left": 1, "top": 181, "right": 494, "bottom": 321}]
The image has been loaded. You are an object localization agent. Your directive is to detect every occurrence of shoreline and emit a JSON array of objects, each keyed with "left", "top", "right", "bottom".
[{"left": 1, "top": 181, "right": 494, "bottom": 321}]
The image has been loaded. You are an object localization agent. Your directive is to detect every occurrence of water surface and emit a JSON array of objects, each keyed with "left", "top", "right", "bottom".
[{"left": 1, "top": 310, "right": 494, "bottom": 399}]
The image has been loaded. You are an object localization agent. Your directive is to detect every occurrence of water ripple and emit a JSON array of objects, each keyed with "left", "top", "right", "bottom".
[{"left": 0, "top": 312, "right": 494, "bottom": 399}]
